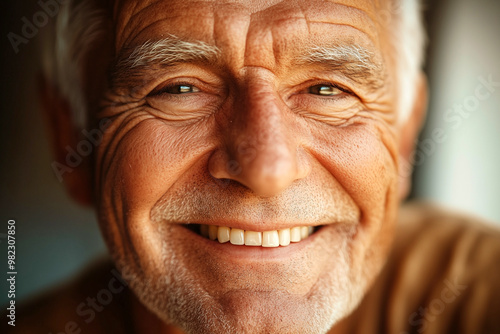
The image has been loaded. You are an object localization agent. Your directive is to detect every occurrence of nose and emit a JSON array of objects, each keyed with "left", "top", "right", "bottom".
[{"left": 209, "top": 76, "right": 310, "bottom": 197}]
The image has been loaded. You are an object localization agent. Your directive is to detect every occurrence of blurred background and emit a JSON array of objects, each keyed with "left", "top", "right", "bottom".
[{"left": 1, "top": 0, "right": 499, "bottom": 307}]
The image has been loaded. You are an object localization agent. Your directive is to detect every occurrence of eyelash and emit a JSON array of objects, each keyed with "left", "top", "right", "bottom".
[
  {"left": 148, "top": 81, "right": 199, "bottom": 97},
  {"left": 147, "top": 80, "right": 354, "bottom": 100},
  {"left": 309, "top": 81, "right": 352, "bottom": 94}
]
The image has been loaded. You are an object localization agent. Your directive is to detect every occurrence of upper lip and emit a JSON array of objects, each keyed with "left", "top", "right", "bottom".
[{"left": 181, "top": 221, "right": 325, "bottom": 232}]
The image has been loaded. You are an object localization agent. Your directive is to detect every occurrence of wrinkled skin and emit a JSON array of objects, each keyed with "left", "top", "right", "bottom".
[{"left": 46, "top": 0, "right": 426, "bottom": 333}]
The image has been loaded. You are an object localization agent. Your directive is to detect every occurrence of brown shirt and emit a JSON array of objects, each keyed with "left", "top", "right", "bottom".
[
  {"left": 4, "top": 202, "right": 500, "bottom": 334},
  {"left": 333, "top": 202, "right": 500, "bottom": 334}
]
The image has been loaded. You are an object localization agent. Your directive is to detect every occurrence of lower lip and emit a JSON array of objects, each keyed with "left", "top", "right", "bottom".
[{"left": 178, "top": 224, "right": 328, "bottom": 262}]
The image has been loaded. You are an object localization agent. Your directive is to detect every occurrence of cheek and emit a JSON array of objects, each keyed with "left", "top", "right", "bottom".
[
  {"left": 112, "top": 119, "right": 214, "bottom": 213},
  {"left": 96, "top": 118, "right": 215, "bottom": 270},
  {"left": 309, "top": 122, "right": 399, "bottom": 281},
  {"left": 310, "top": 123, "right": 398, "bottom": 221}
]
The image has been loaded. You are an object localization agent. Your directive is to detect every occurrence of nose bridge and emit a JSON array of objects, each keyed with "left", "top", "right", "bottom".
[
  {"left": 233, "top": 80, "right": 288, "bottom": 164},
  {"left": 217, "top": 73, "right": 303, "bottom": 197}
]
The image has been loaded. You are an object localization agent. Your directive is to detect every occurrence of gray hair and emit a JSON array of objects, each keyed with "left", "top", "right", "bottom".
[
  {"left": 391, "top": 0, "right": 427, "bottom": 123},
  {"left": 42, "top": 0, "right": 426, "bottom": 129},
  {"left": 41, "top": 0, "right": 107, "bottom": 128}
]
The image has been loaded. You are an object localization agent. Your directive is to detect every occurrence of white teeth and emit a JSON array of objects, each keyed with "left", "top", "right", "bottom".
[
  {"left": 290, "top": 227, "right": 301, "bottom": 242},
  {"left": 300, "top": 226, "right": 309, "bottom": 239},
  {"left": 217, "top": 226, "right": 230, "bottom": 243},
  {"left": 262, "top": 231, "right": 280, "bottom": 247},
  {"left": 278, "top": 229, "right": 291, "bottom": 246},
  {"left": 245, "top": 231, "right": 262, "bottom": 246},
  {"left": 230, "top": 228, "right": 245, "bottom": 245},
  {"left": 199, "top": 225, "right": 316, "bottom": 247}
]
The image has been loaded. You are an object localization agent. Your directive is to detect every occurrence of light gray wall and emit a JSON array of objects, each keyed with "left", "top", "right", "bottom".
[{"left": 413, "top": 0, "right": 500, "bottom": 225}]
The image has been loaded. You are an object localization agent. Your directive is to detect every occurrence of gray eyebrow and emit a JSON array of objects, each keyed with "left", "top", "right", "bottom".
[
  {"left": 118, "top": 35, "right": 220, "bottom": 68},
  {"left": 112, "top": 37, "right": 383, "bottom": 91},
  {"left": 302, "top": 44, "right": 375, "bottom": 70},
  {"left": 112, "top": 35, "right": 221, "bottom": 81},
  {"left": 297, "top": 44, "right": 385, "bottom": 90}
]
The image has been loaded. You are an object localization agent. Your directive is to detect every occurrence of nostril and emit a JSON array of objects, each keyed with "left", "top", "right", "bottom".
[
  {"left": 210, "top": 176, "right": 254, "bottom": 194},
  {"left": 210, "top": 175, "right": 233, "bottom": 187}
]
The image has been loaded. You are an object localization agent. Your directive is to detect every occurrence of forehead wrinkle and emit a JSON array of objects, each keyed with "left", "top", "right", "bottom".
[
  {"left": 116, "top": 1, "right": 217, "bottom": 52},
  {"left": 243, "top": 1, "right": 380, "bottom": 69},
  {"left": 211, "top": 3, "right": 249, "bottom": 72},
  {"left": 239, "top": 1, "right": 316, "bottom": 71},
  {"left": 296, "top": 1, "right": 312, "bottom": 35},
  {"left": 308, "top": 21, "right": 378, "bottom": 51},
  {"left": 300, "top": 2, "right": 379, "bottom": 44},
  {"left": 253, "top": 0, "right": 378, "bottom": 71},
  {"left": 241, "top": 11, "right": 308, "bottom": 71},
  {"left": 324, "top": 0, "right": 379, "bottom": 24},
  {"left": 120, "top": 15, "right": 193, "bottom": 52},
  {"left": 113, "top": 0, "right": 162, "bottom": 50},
  {"left": 270, "top": 17, "right": 310, "bottom": 73},
  {"left": 120, "top": 14, "right": 215, "bottom": 53},
  {"left": 242, "top": 12, "right": 275, "bottom": 71}
]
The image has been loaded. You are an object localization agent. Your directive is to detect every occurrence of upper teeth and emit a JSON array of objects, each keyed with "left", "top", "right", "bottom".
[{"left": 199, "top": 225, "right": 315, "bottom": 247}]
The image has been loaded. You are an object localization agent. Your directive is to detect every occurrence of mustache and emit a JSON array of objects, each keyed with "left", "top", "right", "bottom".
[{"left": 150, "top": 171, "right": 360, "bottom": 227}]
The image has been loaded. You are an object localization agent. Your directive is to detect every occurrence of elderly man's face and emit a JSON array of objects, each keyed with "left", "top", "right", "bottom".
[{"left": 85, "top": 0, "right": 419, "bottom": 332}]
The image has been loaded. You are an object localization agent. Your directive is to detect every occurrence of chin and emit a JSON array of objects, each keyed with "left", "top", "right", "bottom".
[{"left": 108, "top": 220, "right": 378, "bottom": 334}]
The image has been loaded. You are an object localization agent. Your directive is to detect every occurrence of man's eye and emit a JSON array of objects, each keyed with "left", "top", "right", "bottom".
[
  {"left": 161, "top": 84, "right": 200, "bottom": 95},
  {"left": 308, "top": 84, "right": 343, "bottom": 96}
]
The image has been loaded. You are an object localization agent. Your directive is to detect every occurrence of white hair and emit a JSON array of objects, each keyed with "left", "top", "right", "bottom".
[
  {"left": 392, "top": 0, "right": 427, "bottom": 122},
  {"left": 42, "top": 0, "right": 107, "bottom": 128},
  {"left": 42, "top": 0, "right": 426, "bottom": 128}
]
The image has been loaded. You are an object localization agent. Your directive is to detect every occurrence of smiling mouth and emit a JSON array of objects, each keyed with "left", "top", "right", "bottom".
[{"left": 184, "top": 224, "right": 320, "bottom": 247}]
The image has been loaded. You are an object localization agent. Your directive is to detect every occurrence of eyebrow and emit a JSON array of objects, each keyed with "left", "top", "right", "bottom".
[
  {"left": 112, "top": 35, "right": 221, "bottom": 82},
  {"left": 296, "top": 44, "right": 385, "bottom": 90},
  {"left": 118, "top": 36, "right": 220, "bottom": 68},
  {"left": 112, "top": 36, "right": 384, "bottom": 91}
]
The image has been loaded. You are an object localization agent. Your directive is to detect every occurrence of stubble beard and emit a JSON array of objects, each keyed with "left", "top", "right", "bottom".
[{"left": 111, "top": 222, "right": 368, "bottom": 334}]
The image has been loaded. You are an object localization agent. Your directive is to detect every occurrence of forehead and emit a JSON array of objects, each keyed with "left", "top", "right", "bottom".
[{"left": 111, "top": 0, "right": 389, "bottom": 61}]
